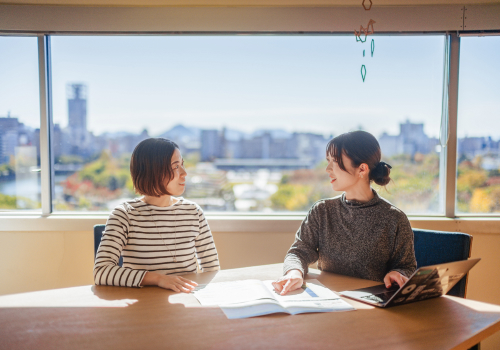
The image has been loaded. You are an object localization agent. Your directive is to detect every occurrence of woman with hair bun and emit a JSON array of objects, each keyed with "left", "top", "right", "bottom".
[{"left": 273, "top": 130, "right": 416, "bottom": 295}]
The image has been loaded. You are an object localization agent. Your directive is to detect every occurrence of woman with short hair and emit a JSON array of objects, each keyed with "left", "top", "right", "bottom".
[{"left": 94, "top": 138, "right": 219, "bottom": 292}]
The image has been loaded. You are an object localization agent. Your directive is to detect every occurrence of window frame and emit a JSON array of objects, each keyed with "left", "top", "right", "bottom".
[{"left": 1, "top": 4, "right": 500, "bottom": 227}]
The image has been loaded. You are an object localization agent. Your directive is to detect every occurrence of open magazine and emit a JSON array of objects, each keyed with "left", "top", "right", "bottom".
[{"left": 192, "top": 279, "right": 355, "bottom": 319}]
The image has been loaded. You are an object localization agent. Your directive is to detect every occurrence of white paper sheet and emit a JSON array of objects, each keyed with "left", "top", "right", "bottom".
[
  {"left": 193, "top": 279, "right": 275, "bottom": 306},
  {"left": 262, "top": 279, "right": 340, "bottom": 303}
]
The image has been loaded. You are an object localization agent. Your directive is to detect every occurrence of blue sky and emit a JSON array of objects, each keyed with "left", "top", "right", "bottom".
[{"left": 0, "top": 35, "right": 499, "bottom": 139}]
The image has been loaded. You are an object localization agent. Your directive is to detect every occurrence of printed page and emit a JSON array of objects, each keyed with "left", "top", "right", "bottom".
[
  {"left": 192, "top": 279, "right": 275, "bottom": 306},
  {"left": 263, "top": 279, "right": 354, "bottom": 311},
  {"left": 263, "top": 279, "right": 340, "bottom": 303}
]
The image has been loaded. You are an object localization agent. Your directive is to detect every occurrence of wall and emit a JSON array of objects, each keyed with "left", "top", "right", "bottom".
[
  {"left": 463, "top": 232, "right": 500, "bottom": 350},
  {"left": 0, "top": 225, "right": 499, "bottom": 348},
  {"left": 0, "top": 231, "right": 93, "bottom": 294}
]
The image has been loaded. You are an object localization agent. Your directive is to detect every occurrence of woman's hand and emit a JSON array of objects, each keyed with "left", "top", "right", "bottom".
[
  {"left": 157, "top": 275, "right": 198, "bottom": 293},
  {"left": 272, "top": 269, "right": 304, "bottom": 295},
  {"left": 383, "top": 270, "right": 409, "bottom": 288},
  {"left": 141, "top": 272, "right": 198, "bottom": 293}
]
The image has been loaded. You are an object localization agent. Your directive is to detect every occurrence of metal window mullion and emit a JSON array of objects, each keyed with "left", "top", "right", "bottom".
[
  {"left": 38, "top": 35, "right": 53, "bottom": 216},
  {"left": 445, "top": 33, "right": 460, "bottom": 218}
]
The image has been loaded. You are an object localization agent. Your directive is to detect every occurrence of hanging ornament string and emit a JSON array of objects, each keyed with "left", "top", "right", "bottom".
[
  {"left": 148, "top": 205, "right": 178, "bottom": 263},
  {"left": 355, "top": 1, "right": 377, "bottom": 82}
]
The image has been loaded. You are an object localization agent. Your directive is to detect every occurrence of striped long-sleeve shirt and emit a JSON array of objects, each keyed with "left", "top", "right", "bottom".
[{"left": 94, "top": 197, "right": 220, "bottom": 288}]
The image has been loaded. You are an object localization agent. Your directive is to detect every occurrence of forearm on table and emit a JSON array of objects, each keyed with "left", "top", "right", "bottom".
[
  {"left": 283, "top": 254, "right": 307, "bottom": 276},
  {"left": 390, "top": 267, "right": 413, "bottom": 278},
  {"left": 140, "top": 271, "right": 161, "bottom": 286},
  {"left": 285, "top": 269, "right": 304, "bottom": 278},
  {"left": 94, "top": 264, "right": 146, "bottom": 287}
]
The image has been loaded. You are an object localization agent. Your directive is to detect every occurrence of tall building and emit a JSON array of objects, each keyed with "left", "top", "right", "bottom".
[
  {"left": 458, "top": 136, "right": 500, "bottom": 159},
  {"left": 0, "top": 113, "right": 23, "bottom": 164},
  {"left": 200, "top": 126, "right": 330, "bottom": 169},
  {"left": 201, "top": 129, "right": 222, "bottom": 161},
  {"left": 399, "top": 120, "right": 431, "bottom": 155},
  {"left": 67, "top": 83, "right": 89, "bottom": 155},
  {"left": 379, "top": 120, "right": 435, "bottom": 157}
]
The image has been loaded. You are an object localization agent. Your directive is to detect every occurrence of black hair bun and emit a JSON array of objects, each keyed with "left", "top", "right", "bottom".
[{"left": 370, "top": 161, "right": 391, "bottom": 186}]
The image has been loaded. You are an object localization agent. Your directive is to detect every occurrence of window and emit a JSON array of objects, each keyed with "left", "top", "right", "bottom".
[
  {"left": 457, "top": 36, "right": 500, "bottom": 214},
  {"left": 49, "top": 35, "right": 446, "bottom": 214},
  {"left": 0, "top": 36, "right": 41, "bottom": 211}
]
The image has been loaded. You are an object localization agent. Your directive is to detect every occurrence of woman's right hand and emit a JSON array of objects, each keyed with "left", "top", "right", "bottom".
[
  {"left": 157, "top": 275, "right": 198, "bottom": 293},
  {"left": 141, "top": 272, "right": 198, "bottom": 293},
  {"left": 272, "top": 269, "right": 304, "bottom": 295}
]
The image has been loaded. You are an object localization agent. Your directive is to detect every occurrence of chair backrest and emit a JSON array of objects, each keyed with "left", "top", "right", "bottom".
[
  {"left": 94, "top": 224, "right": 123, "bottom": 267},
  {"left": 413, "top": 228, "right": 473, "bottom": 298}
]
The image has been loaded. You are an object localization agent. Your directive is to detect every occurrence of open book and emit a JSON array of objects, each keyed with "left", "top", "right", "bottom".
[{"left": 192, "top": 279, "right": 355, "bottom": 319}]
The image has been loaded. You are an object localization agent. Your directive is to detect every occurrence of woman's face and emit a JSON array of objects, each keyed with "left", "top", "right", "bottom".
[
  {"left": 166, "top": 148, "right": 187, "bottom": 196},
  {"left": 326, "top": 152, "right": 362, "bottom": 192}
]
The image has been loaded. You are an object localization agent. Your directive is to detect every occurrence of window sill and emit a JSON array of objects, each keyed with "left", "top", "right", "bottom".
[{"left": 0, "top": 214, "right": 499, "bottom": 234}]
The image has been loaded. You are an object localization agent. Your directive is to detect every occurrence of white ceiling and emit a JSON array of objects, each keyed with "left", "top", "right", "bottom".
[{"left": 1, "top": 0, "right": 499, "bottom": 6}]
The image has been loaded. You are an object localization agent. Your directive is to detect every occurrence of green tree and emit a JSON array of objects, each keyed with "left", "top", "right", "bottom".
[
  {"left": 0, "top": 193, "right": 17, "bottom": 209},
  {"left": 271, "top": 184, "right": 312, "bottom": 211},
  {"left": 78, "top": 151, "right": 131, "bottom": 190}
]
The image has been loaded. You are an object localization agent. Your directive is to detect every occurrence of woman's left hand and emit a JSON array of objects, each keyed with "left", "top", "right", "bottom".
[{"left": 383, "top": 271, "right": 409, "bottom": 288}]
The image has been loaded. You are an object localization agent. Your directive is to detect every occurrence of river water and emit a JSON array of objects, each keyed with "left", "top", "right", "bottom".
[{"left": 0, "top": 175, "right": 67, "bottom": 204}]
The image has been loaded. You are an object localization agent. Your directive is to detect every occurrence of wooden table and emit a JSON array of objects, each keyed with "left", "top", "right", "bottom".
[{"left": 1, "top": 264, "right": 500, "bottom": 350}]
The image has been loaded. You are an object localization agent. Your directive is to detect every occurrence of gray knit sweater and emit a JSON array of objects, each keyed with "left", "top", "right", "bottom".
[{"left": 283, "top": 190, "right": 417, "bottom": 282}]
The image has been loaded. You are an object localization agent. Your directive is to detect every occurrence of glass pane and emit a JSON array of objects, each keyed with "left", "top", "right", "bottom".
[
  {"left": 457, "top": 36, "right": 500, "bottom": 214},
  {"left": 0, "top": 36, "right": 41, "bottom": 211},
  {"left": 50, "top": 35, "right": 445, "bottom": 214}
]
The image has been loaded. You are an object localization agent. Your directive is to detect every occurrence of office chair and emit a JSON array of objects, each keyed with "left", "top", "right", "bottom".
[
  {"left": 94, "top": 224, "right": 123, "bottom": 267},
  {"left": 413, "top": 228, "right": 473, "bottom": 298}
]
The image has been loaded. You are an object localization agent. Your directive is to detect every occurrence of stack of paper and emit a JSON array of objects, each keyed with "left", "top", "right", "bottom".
[{"left": 192, "top": 279, "right": 355, "bottom": 319}]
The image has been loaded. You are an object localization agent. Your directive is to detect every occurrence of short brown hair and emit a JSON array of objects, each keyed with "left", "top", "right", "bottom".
[
  {"left": 130, "top": 138, "right": 179, "bottom": 197},
  {"left": 326, "top": 130, "right": 391, "bottom": 186}
]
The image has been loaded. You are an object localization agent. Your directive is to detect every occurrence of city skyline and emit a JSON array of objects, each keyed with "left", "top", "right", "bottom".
[
  {"left": 1, "top": 86, "right": 499, "bottom": 214},
  {"left": 2, "top": 109, "right": 499, "bottom": 168},
  {"left": 3, "top": 107, "right": 500, "bottom": 144}
]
